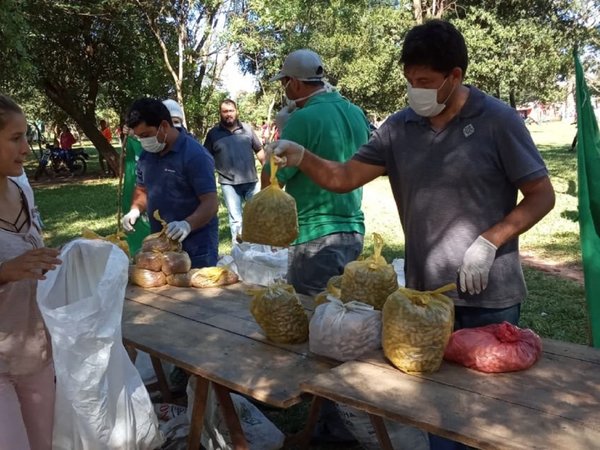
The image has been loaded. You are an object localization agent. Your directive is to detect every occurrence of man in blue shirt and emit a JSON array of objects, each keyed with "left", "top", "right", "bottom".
[{"left": 122, "top": 98, "right": 219, "bottom": 268}]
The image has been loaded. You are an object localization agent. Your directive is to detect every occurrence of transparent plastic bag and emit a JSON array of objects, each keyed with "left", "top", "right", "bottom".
[
  {"left": 444, "top": 321, "right": 543, "bottom": 373},
  {"left": 248, "top": 283, "right": 308, "bottom": 344},
  {"left": 382, "top": 283, "right": 455, "bottom": 374},
  {"left": 341, "top": 233, "right": 398, "bottom": 309},
  {"left": 314, "top": 275, "right": 342, "bottom": 306},
  {"left": 242, "top": 157, "right": 298, "bottom": 247}
]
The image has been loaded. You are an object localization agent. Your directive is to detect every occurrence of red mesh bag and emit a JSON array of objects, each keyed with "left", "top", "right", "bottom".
[{"left": 443, "top": 321, "right": 542, "bottom": 373}]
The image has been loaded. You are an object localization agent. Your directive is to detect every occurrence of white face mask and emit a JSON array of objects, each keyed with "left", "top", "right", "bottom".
[
  {"left": 407, "top": 77, "right": 454, "bottom": 117},
  {"left": 139, "top": 126, "right": 166, "bottom": 153},
  {"left": 283, "top": 79, "right": 332, "bottom": 113}
]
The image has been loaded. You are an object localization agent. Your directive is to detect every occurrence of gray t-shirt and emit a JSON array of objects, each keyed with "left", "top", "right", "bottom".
[
  {"left": 353, "top": 86, "right": 548, "bottom": 308},
  {"left": 203, "top": 121, "right": 262, "bottom": 185}
]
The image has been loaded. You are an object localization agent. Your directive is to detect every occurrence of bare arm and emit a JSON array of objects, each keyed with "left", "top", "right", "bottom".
[
  {"left": 297, "top": 151, "right": 386, "bottom": 193},
  {"left": 255, "top": 149, "right": 266, "bottom": 166},
  {"left": 131, "top": 185, "right": 148, "bottom": 212},
  {"left": 185, "top": 192, "right": 219, "bottom": 230},
  {"left": 482, "top": 176, "right": 555, "bottom": 247}
]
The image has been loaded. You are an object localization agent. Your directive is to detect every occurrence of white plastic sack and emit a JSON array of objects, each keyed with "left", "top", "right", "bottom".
[
  {"left": 186, "top": 378, "right": 284, "bottom": 450},
  {"left": 336, "top": 404, "right": 429, "bottom": 450},
  {"left": 309, "top": 296, "right": 382, "bottom": 362},
  {"left": 230, "top": 243, "right": 287, "bottom": 286},
  {"left": 392, "top": 258, "right": 405, "bottom": 287},
  {"left": 37, "top": 239, "right": 164, "bottom": 450}
]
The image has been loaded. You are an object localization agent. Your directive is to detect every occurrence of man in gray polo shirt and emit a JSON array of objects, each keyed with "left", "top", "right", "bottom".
[
  {"left": 267, "top": 21, "right": 555, "bottom": 333},
  {"left": 268, "top": 19, "right": 556, "bottom": 448},
  {"left": 204, "top": 99, "right": 265, "bottom": 241}
]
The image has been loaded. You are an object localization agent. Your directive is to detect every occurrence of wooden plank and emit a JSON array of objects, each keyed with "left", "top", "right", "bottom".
[
  {"left": 356, "top": 348, "right": 600, "bottom": 429},
  {"left": 127, "top": 283, "right": 316, "bottom": 314},
  {"left": 369, "top": 414, "right": 395, "bottom": 450},
  {"left": 542, "top": 338, "right": 600, "bottom": 364},
  {"left": 214, "top": 384, "right": 249, "bottom": 450},
  {"left": 125, "top": 286, "right": 324, "bottom": 360},
  {"left": 301, "top": 361, "right": 600, "bottom": 450},
  {"left": 122, "top": 299, "right": 331, "bottom": 408},
  {"left": 188, "top": 376, "right": 209, "bottom": 450}
]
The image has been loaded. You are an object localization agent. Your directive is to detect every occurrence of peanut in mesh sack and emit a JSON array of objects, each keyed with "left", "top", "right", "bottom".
[
  {"left": 314, "top": 275, "right": 342, "bottom": 306},
  {"left": 141, "top": 210, "right": 182, "bottom": 253},
  {"left": 241, "top": 157, "right": 298, "bottom": 247},
  {"left": 248, "top": 283, "right": 308, "bottom": 344},
  {"left": 82, "top": 228, "right": 130, "bottom": 257},
  {"left": 382, "top": 283, "right": 455, "bottom": 374},
  {"left": 340, "top": 233, "right": 398, "bottom": 310}
]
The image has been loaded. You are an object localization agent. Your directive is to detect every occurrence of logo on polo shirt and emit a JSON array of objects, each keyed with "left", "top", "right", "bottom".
[
  {"left": 463, "top": 124, "right": 475, "bottom": 138},
  {"left": 164, "top": 168, "right": 176, "bottom": 173}
]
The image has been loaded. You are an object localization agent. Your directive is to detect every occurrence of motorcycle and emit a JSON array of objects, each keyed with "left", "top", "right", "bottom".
[{"left": 33, "top": 145, "right": 89, "bottom": 180}]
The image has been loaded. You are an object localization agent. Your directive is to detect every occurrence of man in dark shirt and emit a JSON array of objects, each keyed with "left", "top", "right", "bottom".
[
  {"left": 204, "top": 99, "right": 265, "bottom": 241},
  {"left": 122, "top": 98, "right": 219, "bottom": 268}
]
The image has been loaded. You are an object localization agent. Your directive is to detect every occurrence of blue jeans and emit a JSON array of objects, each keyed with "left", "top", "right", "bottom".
[
  {"left": 221, "top": 182, "right": 260, "bottom": 240},
  {"left": 287, "top": 232, "right": 364, "bottom": 296},
  {"left": 429, "top": 303, "right": 521, "bottom": 450}
]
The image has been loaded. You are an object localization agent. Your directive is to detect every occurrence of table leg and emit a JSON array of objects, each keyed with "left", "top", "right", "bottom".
[
  {"left": 213, "top": 384, "right": 249, "bottom": 450},
  {"left": 369, "top": 413, "right": 394, "bottom": 450},
  {"left": 187, "top": 376, "right": 209, "bottom": 450},
  {"left": 150, "top": 356, "right": 173, "bottom": 403},
  {"left": 125, "top": 344, "right": 138, "bottom": 363},
  {"left": 284, "top": 395, "right": 324, "bottom": 449}
]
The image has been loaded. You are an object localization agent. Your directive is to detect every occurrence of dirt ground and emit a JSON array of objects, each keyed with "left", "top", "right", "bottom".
[{"left": 520, "top": 252, "right": 584, "bottom": 285}]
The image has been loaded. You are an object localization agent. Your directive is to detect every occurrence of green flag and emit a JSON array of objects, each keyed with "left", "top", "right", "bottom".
[
  {"left": 122, "top": 137, "right": 150, "bottom": 256},
  {"left": 574, "top": 50, "right": 600, "bottom": 347}
]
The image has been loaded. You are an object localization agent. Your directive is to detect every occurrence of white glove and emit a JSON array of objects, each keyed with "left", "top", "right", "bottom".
[
  {"left": 458, "top": 235, "right": 497, "bottom": 295},
  {"left": 166, "top": 220, "right": 191, "bottom": 242},
  {"left": 122, "top": 208, "right": 140, "bottom": 232},
  {"left": 265, "top": 139, "right": 306, "bottom": 168}
]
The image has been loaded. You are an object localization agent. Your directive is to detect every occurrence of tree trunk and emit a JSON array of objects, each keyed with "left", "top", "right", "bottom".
[
  {"left": 509, "top": 89, "right": 516, "bottom": 108},
  {"left": 43, "top": 81, "right": 120, "bottom": 175},
  {"left": 413, "top": 0, "right": 423, "bottom": 23}
]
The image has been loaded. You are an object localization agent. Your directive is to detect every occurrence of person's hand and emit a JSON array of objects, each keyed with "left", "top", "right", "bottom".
[
  {"left": 265, "top": 140, "right": 306, "bottom": 168},
  {"left": 122, "top": 208, "right": 140, "bottom": 232},
  {"left": 166, "top": 220, "right": 191, "bottom": 242},
  {"left": 0, "top": 248, "right": 62, "bottom": 283},
  {"left": 458, "top": 236, "right": 497, "bottom": 295}
]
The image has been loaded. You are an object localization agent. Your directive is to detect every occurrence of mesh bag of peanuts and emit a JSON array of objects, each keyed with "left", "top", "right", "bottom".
[
  {"left": 382, "top": 283, "right": 455, "bottom": 373},
  {"left": 241, "top": 156, "right": 298, "bottom": 247},
  {"left": 340, "top": 233, "right": 398, "bottom": 309},
  {"left": 82, "top": 228, "right": 130, "bottom": 257},
  {"left": 128, "top": 210, "right": 218, "bottom": 289},
  {"left": 248, "top": 283, "right": 308, "bottom": 344},
  {"left": 309, "top": 296, "right": 382, "bottom": 362},
  {"left": 314, "top": 275, "right": 342, "bottom": 306},
  {"left": 140, "top": 211, "right": 182, "bottom": 254},
  {"left": 165, "top": 266, "right": 239, "bottom": 288}
]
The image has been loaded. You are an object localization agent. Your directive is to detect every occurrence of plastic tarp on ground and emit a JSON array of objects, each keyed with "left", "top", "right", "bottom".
[{"left": 37, "top": 239, "right": 163, "bottom": 450}]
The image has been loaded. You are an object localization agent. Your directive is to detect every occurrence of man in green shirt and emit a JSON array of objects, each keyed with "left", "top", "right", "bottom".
[{"left": 263, "top": 49, "right": 371, "bottom": 297}]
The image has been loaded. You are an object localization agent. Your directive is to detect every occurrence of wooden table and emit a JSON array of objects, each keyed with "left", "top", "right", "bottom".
[
  {"left": 122, "top": 283, "right": 334, "bottom": 450},
  {"left": 301, "top": 339, "right": 600, "bottom": 450}
]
